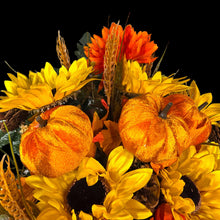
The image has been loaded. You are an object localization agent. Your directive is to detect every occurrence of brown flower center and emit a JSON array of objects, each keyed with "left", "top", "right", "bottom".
[
  {"left": 67, "top": 178, "right": 106, "bottom": 214},
  {"left": 180, "top": 175, "right": 201, "bottom": 209}
]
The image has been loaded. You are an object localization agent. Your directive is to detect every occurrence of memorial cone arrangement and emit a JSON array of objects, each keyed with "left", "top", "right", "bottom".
[{"left": 0, "top": 22, "right": 220, "bottom": 220}]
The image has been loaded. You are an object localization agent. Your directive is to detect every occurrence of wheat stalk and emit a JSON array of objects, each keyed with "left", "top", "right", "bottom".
[
  {"left": 56, "top": 31, "right": 71, "bottom": 69},
  {"left": 103, "top": 22, "right": 120, "bottom": 106}
]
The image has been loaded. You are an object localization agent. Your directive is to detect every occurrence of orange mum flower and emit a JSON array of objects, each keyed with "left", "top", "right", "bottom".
[{"left": 84, "top": 22, "right": 158, "bottom": 73}]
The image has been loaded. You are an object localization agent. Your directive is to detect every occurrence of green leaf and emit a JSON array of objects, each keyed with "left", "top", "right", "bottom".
[
  {"left": 74, "top": 32, "right": 91, "bottom": 59},
  {"left": 0, "top": 128, "right": 21, "bottom": 156}
]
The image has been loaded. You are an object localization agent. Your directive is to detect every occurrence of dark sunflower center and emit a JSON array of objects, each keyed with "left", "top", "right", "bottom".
[
  {"left": 180, "top": 175, "right": 201, "bottom": 208},
  {"left": 67, "top": 178, "right": 106, "bottom": 214}
]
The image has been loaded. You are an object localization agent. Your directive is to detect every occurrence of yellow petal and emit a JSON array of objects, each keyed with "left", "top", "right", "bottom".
[
  {"left": 116, "top": 168, "right": 153, "bottom": 197},
  {"left": 78, "top": 211, "right": 93, "bottom": 220},
  {"left": 71, "top": 210, "right": 77, "bottom": 220},
  {"left": 204, "top": 103, "right": 220, "bottom": 122},
  {"left": 152, "top": 71, "right": 162, "bottom": 81},
  {"left": 86, "top": 174, "right": 99, "bottom": 186},
  {"left": 37, "top": 206, "right": 70, "bottom": 220},
  {"left": 29, "top": 71, "right": 45, "bottom": 85},
  {"left": 160, "top": 169, "right": 184, "bottom": 196},
  {"left": 92, "top": 205, "right": 107, "bottom": 219},
  {"left": 126, "top": 199, "right": 152, "bottom": 219},
  {"left": 196, "top": 170, "right": 220, "bottom": 191},
  {"left": 173, "top": 196, "right": 195, "bottom": 214},
  {"left": 4, "top": 80, "right": 17, "bottom": 95},
  {"left": 58, "top": 78, "right": 98, "bottom": 94},
  {"left": 76, "top": 157, "right": 105, "bottom": 185},
  {"left": 59, "top": 65, "right": 70, "bottom": 79},
  {"left": 198, "top": 93, "right": 213, "bottom": 107},
  {"left": 201, "top": 189, "right": 220, "bottom": 208},
  {"left": 17, "top": 72, "right": 30, "bottom": 89},
  {"left": 107, "top": 146, "right": 134, "bottom": 182},
  {"left": 7, "top": 73, "right": 18, "bottom": 83},
  {"left": 189, "top": 80, "right": 200, "bottom": 104},
  {"left": 44, "top": 62, "right": 58, "bottom": 88}
]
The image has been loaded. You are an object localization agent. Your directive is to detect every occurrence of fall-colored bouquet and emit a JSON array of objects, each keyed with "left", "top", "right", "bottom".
[{"left": 0, "top": 22, "right": 220, "bottom": 220}]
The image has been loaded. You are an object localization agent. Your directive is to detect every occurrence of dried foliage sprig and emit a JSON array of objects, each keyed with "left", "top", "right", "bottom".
[
  {"left": 0, "top": 154, "right": 29, "bottom": 220},
  {"left": 56, "top": 30, "right": 71, "bottom": 69}
]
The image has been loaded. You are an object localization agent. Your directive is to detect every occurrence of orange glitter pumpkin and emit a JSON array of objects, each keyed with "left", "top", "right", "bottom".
[
  {"left": 118, "top": 93, "right": 190, "bottom": 170},
  {"left": 20, "top": 105, "right": 94, "bottom": 177},
  {"left": 162, "top": 94, "right": 212, "bottom": 146}
]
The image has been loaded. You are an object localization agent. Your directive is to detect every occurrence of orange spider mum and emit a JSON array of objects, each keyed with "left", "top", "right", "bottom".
[{"left": 84, "top": 22, "right": 158, "bottom": 73}]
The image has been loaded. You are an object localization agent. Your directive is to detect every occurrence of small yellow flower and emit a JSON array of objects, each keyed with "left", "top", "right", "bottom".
[
  {"left": 122, "top": 59, "right": 189, "bottom": 96},
  {"left": 26, "top": 146, "right": 153, "bottom": 220},
  {"left": 159, "top": 143, "right": 220, "bottom": 219},
  {"left": 0, "top": 57, "right": 95, "bottom": 112},
  {"left": 188, "top": 80, "right": 220, "bottom": 126}
]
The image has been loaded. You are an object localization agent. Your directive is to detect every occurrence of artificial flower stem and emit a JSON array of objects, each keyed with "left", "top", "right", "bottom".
[
  {"left": 2, "top": 121, "right": 36, "bottom": 220},
  {"left": 159, "top": 102, "right": 173, "bottom": 119},
  {"left": 198, "top": 102, "right": 208, "bottom": 111},
  {"left": 36, "top": 115, "right": 47, "bottom": 127}
]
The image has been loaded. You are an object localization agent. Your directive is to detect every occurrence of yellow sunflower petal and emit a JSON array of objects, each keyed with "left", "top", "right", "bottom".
[
  {"left": 16, "top": 72, "right": 30, "bottom": 89},
  {"left": 196, "top": 170, "right": 220, "bottom": 191},
  {"left": 29, "top": 71, "right": 45, "bottom": 86},
  {"left": 55, "top": 66, "right": 68, "bottom": 91},
  {"left": 7, "top": 72, "right": 18, "bottom": 83},
  {"left": 201, "top": 189, "right": 220, "bottom": 208},
  {"left": 160, "top": 169, "right": 185, "bottom": 196},
  {"left": 4, "top": 80, "right": 18, "bottom": 95},
  {"left": 37, "top": 206, "right": 70, "bottom": 220},
  {"left": 178, "top": 155, "right": 215, "bottom": 181},
  {"left": 0, "top": 84, "right": 54, "bottom": 112},
  {"left": 197, "top": 93, "right": 213, "bottom": 107},
  {"left": 194, "top": 206, "right": 220, "bottom": 219},
  {"left": 78, "top": 211, "right": 93, "bottom": 220},
  {"left": 173, "top": 196, "right": 195, "bottom": 214},
  {"left": 92, "top": 205, "right": 107, "bottom": 219},
  {"left": 116, "top": 168, "right": 153, "bottom": 197},
  {"left": 203, "top": 103, "right": 220, "bottom": 122},
  {"left": 71, "top": 210, "right": 77, "bottom": 220},
  {"left": 152, "top": 71, "right": 162, "bottom": 81},
  {"left": 76, "top": 157, "right": 105, "bottom": 186},
  {"left": 43, "top": 62, "right": 58, "bottom": 89},
  {"left": 126, "top": 199, "right": 152, "bottom": 219},
  {"left": 171, "top": 145, "right": 197, "bottom": 170},
  {"left": 56, "top": 78, "right": 98, "bottom": 97},
  {"left": 188, "top": 80, "right": 200, "bottom": 105},
  {"left": 106, "top": 146, "right": 134, "bottom": 183}
]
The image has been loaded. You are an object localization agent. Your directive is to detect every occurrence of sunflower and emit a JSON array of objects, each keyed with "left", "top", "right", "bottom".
[
  {"left": 122, "top": 59, "right": 189, "bottom": 95},
  {"left": 188, "top": 80, "right": 220, "bottom": 126},
  {"left": 159, "top": 143, "right": 220, "bottom": 219},
  {"left": 84, "top": 22, "right": 158, "bottom": 73},
  {"left": 26, "top": 146, "right": 153, "bottom": 220},
  {"left": 0, "top": 57, "right": 95, "bottom": 112}
]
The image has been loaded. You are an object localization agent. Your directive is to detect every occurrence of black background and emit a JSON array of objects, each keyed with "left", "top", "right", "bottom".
[{"left": 0, "top": 3, "right": 219, "bottom": 101}]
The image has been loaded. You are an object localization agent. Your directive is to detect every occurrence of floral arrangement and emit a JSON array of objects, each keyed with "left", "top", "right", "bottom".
[{"left": 0, "top": 22, "right": 220, "bottom": 220}]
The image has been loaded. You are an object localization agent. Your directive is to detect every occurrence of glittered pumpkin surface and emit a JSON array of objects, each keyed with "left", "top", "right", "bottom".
[
  {"left": 118, "top": 93, "right": 191, "bottom": 170},
  {"left": 20, "top": 105, "right": 94, "bottom": 177},
  {"left": 163, "top": 94, "right": 212, "bottom": 146}
]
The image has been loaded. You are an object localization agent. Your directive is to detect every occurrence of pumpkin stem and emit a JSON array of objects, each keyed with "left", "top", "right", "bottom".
[
  {"left": 159, "top": 102, "right": 173, "bottom": 119},
  {"left": 198, "top": 102, "right": 208, "bottom": 111},
  {"left": 36, "top": 115, "right": 47, "bottom": 127}
]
